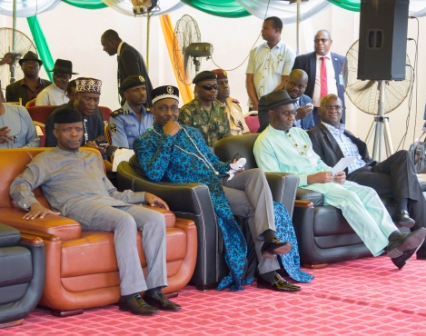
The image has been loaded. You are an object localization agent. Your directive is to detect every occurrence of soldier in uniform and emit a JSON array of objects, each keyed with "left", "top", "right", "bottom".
[
  {"left": 108, "top": 75, "right": 153, "bottom": 149},
  {"left": 212, "top": 69, "right": 250, "bottom": 136},
  {"left": 179, "top": 71, "right": 231, "bottom": 148}
]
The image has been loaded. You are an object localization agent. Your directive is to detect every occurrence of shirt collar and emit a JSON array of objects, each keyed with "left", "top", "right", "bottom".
[
  {"left": 117, "top": 41, "right": 124, "bottom": 56},
  {"left": 316, "top": 51, "right": 332, "bottom": 60},
  {"left": 20, "top": 77, "right": 43, "bottom": 87},
  {"left": 322, "top": 121, "right": 345, "bottom": 135},
  {"left": 263, "top": 40, "right": 283, "bottom": 50}
]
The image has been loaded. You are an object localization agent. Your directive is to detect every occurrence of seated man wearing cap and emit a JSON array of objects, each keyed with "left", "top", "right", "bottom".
[
  {"left": 35, "top": 59, "right": 77, "bottom": 106},
  {"left": 10, "top": 107, "right": 181, "bottom": 316},
  {"left": 6, "top": 51, "right": 51, "bottom": 106},
  {"left": 134, "top": 85, "right": 313, "bottom": 293},
  {"left": 0, "top": 99, "right": 40, "bottom": 148},
  {"left": 253, "top": 90, "right": 426, "bottom": 270},
  {"left": 258, "top": 69, "right": 315, "bottom": 132},
  {"left": 108, "top": 75, "right": 153, "bottom": 149},
  {"left": 179, "top": 71, "right": 231, "bottom": 148},
  {"left": 211, "top": 69, "right": 250, "bottom": 136},
  {"left": 45, "top": 77, "right": 105, "bottom": 154}
]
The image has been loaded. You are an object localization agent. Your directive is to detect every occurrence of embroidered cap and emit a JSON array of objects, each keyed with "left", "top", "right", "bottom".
[
  {"left": 151, "top": 85, "right": 179, "bottom": 105},
  {"left": 75, "top": 77, "right": 102, "bottom": 95},
  {"left": 211, "top": 69, "right": 228, "bottom": 80},
  {"left": 192, "top": 71, "right": 217, "bottom": 84},
  {"left": 53, "top": 107, "right": 82, "bottom": 124},
  {"left": 259, "top": 89, "right": 297, "bottom": 111},
  {"left": 120, "top": 75, "right": 146, "bottom": 92}
]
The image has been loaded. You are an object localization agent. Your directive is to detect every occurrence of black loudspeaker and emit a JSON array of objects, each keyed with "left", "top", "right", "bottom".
[{"left": 358, "top": 0, "right": 409, "bottom": 80}]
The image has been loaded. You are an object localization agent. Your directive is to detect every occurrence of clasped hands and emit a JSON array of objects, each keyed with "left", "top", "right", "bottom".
[{"left": 307, "top": 171, "right": 346, "bottom": 185}]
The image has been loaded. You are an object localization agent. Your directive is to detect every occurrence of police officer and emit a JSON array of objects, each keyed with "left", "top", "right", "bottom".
[
  {"left": 108, "top": 75, "right": 153, "bottom": 149},
  {"left": 179, "top": 71, "right": 231, "bottom": 148}
]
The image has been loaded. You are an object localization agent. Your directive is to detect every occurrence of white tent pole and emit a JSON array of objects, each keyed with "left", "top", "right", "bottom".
[{"left": 296, "top": 0, "right": 300, "bottom": 55}]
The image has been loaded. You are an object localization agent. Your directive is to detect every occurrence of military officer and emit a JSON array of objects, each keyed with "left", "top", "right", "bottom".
[
  {"left": 179, "top": 71, "right": 231, "bottom": 148},
  {"left": 108, "top": 75, "right": 153, "bottom": 149}
]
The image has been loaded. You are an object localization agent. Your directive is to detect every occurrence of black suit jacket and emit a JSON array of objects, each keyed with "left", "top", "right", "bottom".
[
  {"left": 307, "top": 123, "right": 375, "bottom": 172},
  {"left": 6, "top": 78, "right": 51, "bottom": 106},
  {"left": 293, "top": 51, "right": 346, "bottom": 123},
  {"left": 118, "top": 42, "right": 153, "bottom": 106}
]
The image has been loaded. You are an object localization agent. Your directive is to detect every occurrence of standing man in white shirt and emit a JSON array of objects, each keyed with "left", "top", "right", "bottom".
[
  {"left": 35, "top": 59, "right": 77, "bottom": 106},
  {"left": 292, "top": 30, "right": 346, "bottom": 125},
  {"left": 246, "top": 16, "right": 296, "bottom": 112}
]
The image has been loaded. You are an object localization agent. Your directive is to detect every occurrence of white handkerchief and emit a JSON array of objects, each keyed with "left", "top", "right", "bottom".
[{"left": 227, "top": 158, "right": 247, "bottom": 181}]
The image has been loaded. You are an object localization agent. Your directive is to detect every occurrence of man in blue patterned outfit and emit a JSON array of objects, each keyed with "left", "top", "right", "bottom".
[{"left": 134, "top": 85, "right": 313, "bottom": 292}]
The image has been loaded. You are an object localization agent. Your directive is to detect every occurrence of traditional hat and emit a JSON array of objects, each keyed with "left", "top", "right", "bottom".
[
  {"left": 53, "top": 107, "right": 82, "bottom": 124},
  {"left": 120, "top": 75, "right": 145, "bottom": 92},
  {"left": 151, "top": 85, "right": 179, "bottom": 105},
  {"left": 19, "top": 51, "right": 42, "bottom": 66},
  {"left": 192, "top": 71, "right": 217, "bottom": 84},
  {"left": 211, "top": 69, "right": 228, "bottom": 80},
  {"left": 75, "top": 77, "right": 102, "bottom": 95},
  {"left": 259, "top": 89, "right": 297, "bottom": 111},
  {"left": 47, "top": 59, "right": 78, "bottom": 74}
]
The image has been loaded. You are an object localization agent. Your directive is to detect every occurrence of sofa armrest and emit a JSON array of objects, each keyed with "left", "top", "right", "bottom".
[
  {"left": 296, "top": 188, "right": 324, "bottom": 207},
  {"left": 264, "top": 172, "right": 299, "bottom": 217}
]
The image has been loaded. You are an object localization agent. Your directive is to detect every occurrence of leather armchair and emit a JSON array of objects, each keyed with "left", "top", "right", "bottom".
[
  {"left": 117, "top": 144, "right": 298, "bottom": 290},
  {"left": 0, "top": 148, "right": 197, "bottom": 316},
  {"left": 0, "top": 224, "right": 45, "bottom": 328},
  {"left": 213, "top": 134, "right": 374, "bottom": 267}
]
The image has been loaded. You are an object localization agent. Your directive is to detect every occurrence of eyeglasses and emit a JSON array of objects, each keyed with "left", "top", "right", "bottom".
[
  {"left": 199, "top": 84, "right": 218, "bottom": 91},
  {"left": 324, "top": 105, "right": 342, "bottom": 111},
  {"left": 53, "top": 73, "right": 69, "bottom": 80},
  {"left": 314, "top": 38, "right": 330, "bottom": 44},
  {"left": 157, "top": 106, "right": 179, "bottom": 113}
]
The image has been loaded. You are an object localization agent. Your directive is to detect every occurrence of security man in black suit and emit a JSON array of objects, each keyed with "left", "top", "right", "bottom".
[{"left": 308, "top": 94, "right": 426, "bottom": 262}]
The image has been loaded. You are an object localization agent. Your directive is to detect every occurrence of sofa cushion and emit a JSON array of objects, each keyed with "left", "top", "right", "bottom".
[
  {"left": 0, "top": 223, "right": 21, "bottom": 247},
  {"left": 0, "top": 246, "right": 32, "bottom": 287}
]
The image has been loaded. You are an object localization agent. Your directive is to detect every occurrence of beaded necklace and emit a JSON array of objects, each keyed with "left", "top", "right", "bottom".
[{"left": 285, "top": 131, "right": 309, "bottom": 156}]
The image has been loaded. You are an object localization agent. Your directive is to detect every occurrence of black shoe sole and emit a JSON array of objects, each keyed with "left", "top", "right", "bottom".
[{"left": 388, "top": 229, "right": 426, "bottom": 259}]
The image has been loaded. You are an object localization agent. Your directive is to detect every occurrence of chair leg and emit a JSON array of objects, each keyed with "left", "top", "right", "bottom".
[
  {"left": 0, "top": 319, "right": 24, "bottom": 328},
  {"left": 51, "top": 309, "right": 83, "bottom": 317},
  {"left": 302, "top": 263, "right": 328, "bottom": 269}
]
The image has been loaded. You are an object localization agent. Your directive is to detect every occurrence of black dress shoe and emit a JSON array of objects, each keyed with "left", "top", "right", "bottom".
[
  {"left": 387, "top": 228, "right": 426, "bottom": 259},
  {"left": 257, "top": 273, "right": 301, "bottom": 292},
  {"left": 392, "top": 210, "right": 415, "bottom": 228},
  {"left": 119, "top": 294, "right": 159, "bottom": 316},
  {"left": 144, "top": 291, "right": 182, "bottom": 311},
  {"left": 261, "top": 238, "right": 292, "bottom": 258},
  {"left": 392, "top": 248, "right": 417, "bottom": 270}
]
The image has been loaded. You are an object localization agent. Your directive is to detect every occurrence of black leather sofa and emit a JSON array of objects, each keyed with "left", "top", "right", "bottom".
[
  {"left": 117, "top": 153, "right": 299, "bottom": 290},
  {"left": 0, "top": 224, "right": 46, "bottom": 327}
]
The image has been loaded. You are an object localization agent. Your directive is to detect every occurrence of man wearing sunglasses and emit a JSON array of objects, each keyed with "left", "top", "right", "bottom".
[
  {"left": 36, "top": 59, "right": 77, "bottom": 106},
  {"left": 179, "top": 71, "right": 231, "bottom": 148},
  {"left": 292, "top": 30, "right": 346, "bottom": 125},
  {"left": 308, "top": 94, "right": 426, "bottom": 263}
]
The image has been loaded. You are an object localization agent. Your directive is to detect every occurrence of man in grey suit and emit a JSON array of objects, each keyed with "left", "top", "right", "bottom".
[
  {"left": 101, "top": 29, "right": 153, "bottom": 106},
  {"left": 292, "top": 30, "right": 346, "bottom": 125},
  {"left": 10, "top": 107, "right": 181, "bottom": 316}
]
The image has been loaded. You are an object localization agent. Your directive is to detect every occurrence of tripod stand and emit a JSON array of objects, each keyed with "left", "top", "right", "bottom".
[{"left": 364, "top": 80, "right": 394, "bottom": 161}]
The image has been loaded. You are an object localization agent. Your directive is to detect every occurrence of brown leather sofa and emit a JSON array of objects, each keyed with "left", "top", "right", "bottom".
[{"left": 0, "top": 148, "right": 197, "bottom": 316}]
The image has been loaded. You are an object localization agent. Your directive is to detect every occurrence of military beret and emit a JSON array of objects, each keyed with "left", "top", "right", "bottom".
[
  {"left": 259, "top": 89, "right": 297, "bottom": 111},
  {"left": 53, "top": 107, "right": 82, "bottom": 124},
  {"left": 211, "top": 69, "right": 228, "bottom": 80},
  {"left": 193, "top": 71, "right": 217, "bottom": 84},
  {"left": 120, "top": 75, "right": 146, "bottom": 92},
  {"left": 151, "top": 85, "right": 179, "bottom": 105}
]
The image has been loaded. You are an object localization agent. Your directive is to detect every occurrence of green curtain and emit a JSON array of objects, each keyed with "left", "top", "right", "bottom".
[
  {"left": 27, "top": 16, "right": 54, "bottom": 81},
  {"left": 180, "top": 0, "right": 250, "bottom": 18},
  {"left": 61, "top": 0, "right": 107, "bottom": 10},
  {"left": 327, "top": 0, "right": 360, "bottom": 12}
]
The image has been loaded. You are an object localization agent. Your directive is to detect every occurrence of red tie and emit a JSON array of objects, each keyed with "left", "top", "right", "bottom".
[{"left": 320, "top": 56, "right": 328, "bottom": 98}]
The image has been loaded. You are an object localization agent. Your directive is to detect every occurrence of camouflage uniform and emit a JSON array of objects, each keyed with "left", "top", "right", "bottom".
[{"left": 179, "top": 97, "right": 231, "bottom": 148}]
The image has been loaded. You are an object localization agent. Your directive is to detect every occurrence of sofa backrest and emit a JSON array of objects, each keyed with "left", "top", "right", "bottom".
[
  {"left": 0, "top": 148, "right": 102, "bottom": 209},
  {"left": 214, "top": 134, "right": 260, "bottom": 169}
]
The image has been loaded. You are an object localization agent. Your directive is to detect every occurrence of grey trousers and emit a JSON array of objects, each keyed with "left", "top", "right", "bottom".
[
  {"left": 82, "top": 204, "right": 167, "bottom": 296},
  {"left": 222, "top": 168, "right": 280, "bottom": 274}
]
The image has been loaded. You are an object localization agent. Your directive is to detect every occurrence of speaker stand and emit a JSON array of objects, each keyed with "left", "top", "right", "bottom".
[{"left": 364, "top": 80, "right": 394, "bottom": 161}]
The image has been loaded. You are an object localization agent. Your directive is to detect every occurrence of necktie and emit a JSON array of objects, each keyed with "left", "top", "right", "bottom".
[{"left": 320, "top": 56, "right": 328, "bottom": 98}]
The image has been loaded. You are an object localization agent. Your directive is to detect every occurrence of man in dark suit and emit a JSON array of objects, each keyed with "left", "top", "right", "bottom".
[
  {"left": 308, "top": 93, "right": 426, "bottom": 262},
  {"left": 292, "top": 30, "right": 346, "bottom": 125},
  {"left": 101, "top": 29, "right": 153, "bottom": 106},
  {"left": 6, "top": 51, "right": 51, "bottom": 106},
  {"left": 258, "top": 69, "right": 314, "bottom": 132}
]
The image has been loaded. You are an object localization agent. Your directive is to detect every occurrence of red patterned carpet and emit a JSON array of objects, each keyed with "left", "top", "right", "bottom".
[{"left": 2, "top": 255, "right": 426, "bottom": 335}]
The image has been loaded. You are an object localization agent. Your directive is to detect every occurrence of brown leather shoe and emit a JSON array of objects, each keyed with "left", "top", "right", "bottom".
[
  {"left": 257, "top": 273, "right": 301, "bottom": 292},
  {"left": 261, "top": 238, "right": 292, "bottom": 258},
  {"left": 144, "top": 291, "right": 182, "bottom": 311},
  {"left": 119, "top": 294, "right": 159, "bottom": 316}
]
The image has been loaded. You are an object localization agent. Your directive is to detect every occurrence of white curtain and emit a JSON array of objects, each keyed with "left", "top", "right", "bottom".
[
  {"left": 102, "top": 0, "right": 184, "bottom": 17},
  {"left": 0, "top": 0, "right": 61, "bottom": 17}
]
